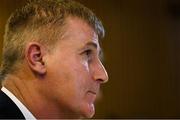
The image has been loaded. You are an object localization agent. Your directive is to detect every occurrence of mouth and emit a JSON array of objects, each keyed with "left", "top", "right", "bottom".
[
  {"left": 88, "top": 91, "right": 97, "bottom": 95},
  {"left": 86, "top": 91, "right": 97, "bottom": 103}
]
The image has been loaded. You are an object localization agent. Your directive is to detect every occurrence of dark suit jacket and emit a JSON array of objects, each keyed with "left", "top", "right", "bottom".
[{"left": 0, "top": 90, "right": 25, "bottom": 119}]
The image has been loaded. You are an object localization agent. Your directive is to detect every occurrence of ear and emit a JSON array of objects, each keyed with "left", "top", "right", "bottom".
[{"left": 25, "top": 42, "right": 47, "bottom": 75}]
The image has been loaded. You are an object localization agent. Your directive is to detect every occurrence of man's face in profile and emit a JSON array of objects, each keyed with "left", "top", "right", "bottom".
[{"left": 41, "top": 17, "right": 108, "bottom": 118}]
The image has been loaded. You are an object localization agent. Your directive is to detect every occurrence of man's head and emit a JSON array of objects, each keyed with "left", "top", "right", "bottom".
[
  {"left": 1, "top": 0, "right": 108, "bottom": 118},
  {"left": 1, "top": 0, "right": 105, "bottom": 78}
]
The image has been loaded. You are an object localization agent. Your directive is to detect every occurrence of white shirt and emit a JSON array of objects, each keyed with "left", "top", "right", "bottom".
[{"left": 1, "top": 87, "right": 36, "bottom": 120}]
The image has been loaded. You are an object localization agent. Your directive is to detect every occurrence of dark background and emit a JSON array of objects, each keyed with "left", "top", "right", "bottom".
[{"left": 0, "top": 0, "right": 180, "bottom": 118}]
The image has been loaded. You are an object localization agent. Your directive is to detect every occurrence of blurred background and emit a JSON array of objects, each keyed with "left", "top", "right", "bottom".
[{"left": 0, "top": 0, "right": 180, "bottom": 118}]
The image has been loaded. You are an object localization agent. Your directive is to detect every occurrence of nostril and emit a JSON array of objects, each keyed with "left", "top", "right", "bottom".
[
  {"left": 97, "top": 79, "right": 105, "bottom": 84},
  {"left": 97, "top": 76, "right": 108, "bottom": 84}
]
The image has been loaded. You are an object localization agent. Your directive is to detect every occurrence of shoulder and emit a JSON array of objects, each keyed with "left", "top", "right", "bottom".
[{"left": 0, "top": 90, "right": 25, "bottom": 119}]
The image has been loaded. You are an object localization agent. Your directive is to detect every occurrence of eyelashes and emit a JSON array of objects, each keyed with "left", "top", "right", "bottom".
[
  {"left": 83, "top": 49, "right": 93, "bottom": 62},
  {"left": 84, "top": 49, "right": 93, "bottom": 56}
]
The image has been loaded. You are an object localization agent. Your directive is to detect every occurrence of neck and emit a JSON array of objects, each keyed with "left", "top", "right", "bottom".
[{"left": 2, "top": 74, "right": 79, "bottom": 119}]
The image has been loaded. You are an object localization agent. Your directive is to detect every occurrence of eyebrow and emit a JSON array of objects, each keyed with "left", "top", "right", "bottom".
[
  {"left": 85, "top": 42, "right": 104, "bottom": 61},
  {"left": 85, "top": 42, "right": 98, "bottom": 50}
]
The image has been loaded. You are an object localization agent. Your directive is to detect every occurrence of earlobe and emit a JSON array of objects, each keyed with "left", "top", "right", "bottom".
[{"left": 25, "top": 42, "right": 47, "bottom": 75}]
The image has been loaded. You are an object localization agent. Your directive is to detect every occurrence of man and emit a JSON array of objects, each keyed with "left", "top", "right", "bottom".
[{"left": 0, "top": 0, "right": 108, "bottom": 119}]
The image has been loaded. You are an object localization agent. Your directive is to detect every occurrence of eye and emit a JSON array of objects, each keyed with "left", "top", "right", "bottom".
[
  {"left": 84, "top": 49, "right": 92, "bottom": 56},
  {"left": 83, "top": 49, "right": 93, "bottom": 61}
]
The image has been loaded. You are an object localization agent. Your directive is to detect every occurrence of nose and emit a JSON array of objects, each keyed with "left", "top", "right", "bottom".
[{"left": 92, "top": 59, "right": 109, "bottom": 83}]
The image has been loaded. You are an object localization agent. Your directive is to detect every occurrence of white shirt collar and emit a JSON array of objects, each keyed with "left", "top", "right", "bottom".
[{"left": 1, "top": 86, "right": 36, "bottom": 120}]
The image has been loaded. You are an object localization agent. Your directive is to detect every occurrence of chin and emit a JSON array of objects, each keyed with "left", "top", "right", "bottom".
[
  {"left": 80, "top": 111, "right": 95, "bottom": 119},
  {"left": 86, "top": 112, "right": 95, "bottom": 118},
  {"left": 80, "top": 103, "right": 95, "bottom": 118}
]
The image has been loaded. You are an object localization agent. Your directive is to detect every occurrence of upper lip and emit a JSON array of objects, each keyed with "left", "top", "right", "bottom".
[{"left": 88, "top": 84, "right": 100, "bottom": 95}]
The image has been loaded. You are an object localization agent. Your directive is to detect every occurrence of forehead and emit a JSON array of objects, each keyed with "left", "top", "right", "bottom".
[{"left": 60, "top": 16, "right": 100, "bottom": 47}]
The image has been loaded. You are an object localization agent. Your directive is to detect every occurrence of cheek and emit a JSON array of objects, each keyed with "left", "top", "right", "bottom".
[
  {"left": 46, "top": 55, "right": 95, "bottom": 117},
  {"left": 52, "top": 59, "right": 90, "bottom": 97},
  {"left": 81, "top": 60, "right": 90, "bottom": 73},
  {"left": 72, "top": 61, "right": 90, "bottom": 90},
  {"left": 68, "top": 59, "right": 93, "bottom": 100}
]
